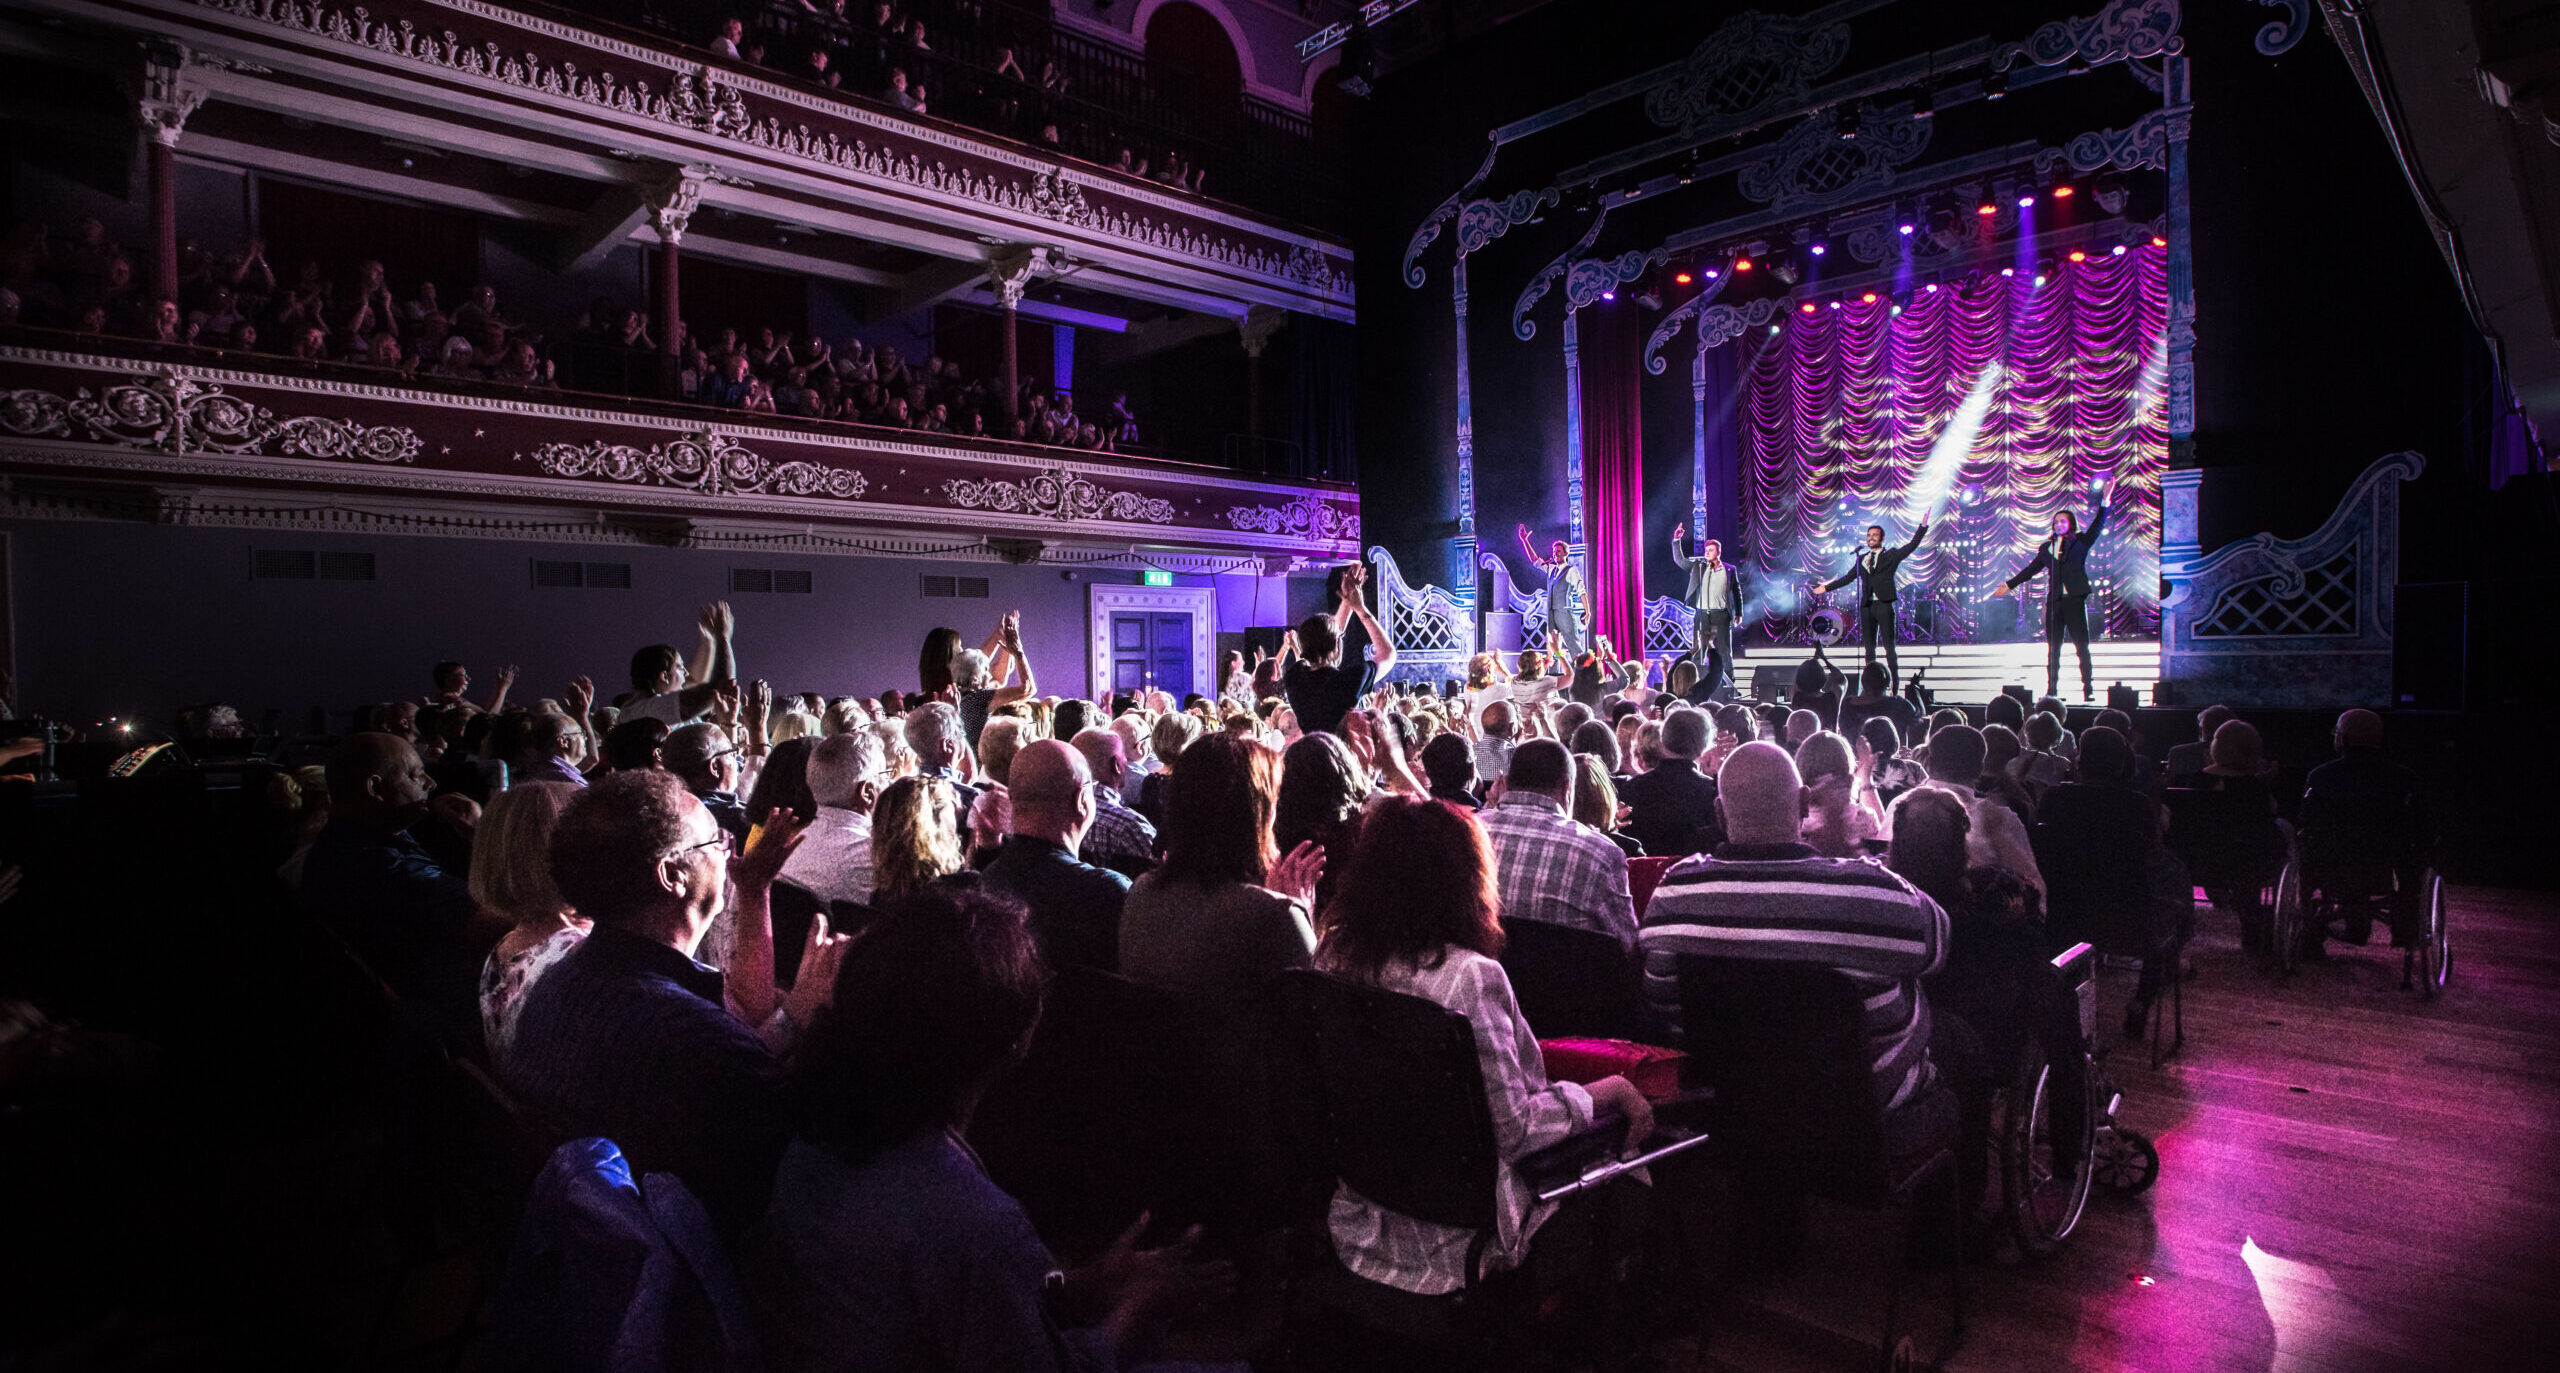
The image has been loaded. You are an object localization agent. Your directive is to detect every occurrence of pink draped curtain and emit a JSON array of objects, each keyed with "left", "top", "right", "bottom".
[{"left": 1580, "top": 300, "right": 1647, "bottom": 657}]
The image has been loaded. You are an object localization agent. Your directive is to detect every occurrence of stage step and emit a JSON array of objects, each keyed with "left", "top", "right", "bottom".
[{"left": 1740, "top": 641, "right": 2160, "bottom": 706}]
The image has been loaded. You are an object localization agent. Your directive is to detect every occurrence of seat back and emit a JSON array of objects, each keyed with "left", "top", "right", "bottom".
[
  {"left": 1674, "top": 955, "right": 1901, "bottom": 1207},
  {"left": 428, "top": 1057, "right": 551, "bottom": 1278},
  {"left": 2295, "top": 792, "right": 2412, "bottom": 898},
  {"left": 2161, "top": 787, "right": 2284, "bottom": 887},
  {"left": 2029, "top": 797, "right": 2161, "bottom": 958},
  {"left": 1497, "top": 917, "right": 1652, "bottom": 1042},
  {"left": 1278, "top": 968, "right": 1501, "bottom": 1234},
  {"left": 1626, "top": 855, "right": 1677, "bottom": 915},
  {"left": 767, "top": 881, "right": 827, "bottom": 987}
]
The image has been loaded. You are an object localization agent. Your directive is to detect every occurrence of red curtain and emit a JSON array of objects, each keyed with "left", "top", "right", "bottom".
[{"left": 1580, "top": 301, "right": 1647, "bottom": 658}]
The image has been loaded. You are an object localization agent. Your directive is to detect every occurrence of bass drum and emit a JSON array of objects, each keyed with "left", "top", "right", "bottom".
[{"left": 1806, "top": 606, "right": 1850, "bottom": 646}]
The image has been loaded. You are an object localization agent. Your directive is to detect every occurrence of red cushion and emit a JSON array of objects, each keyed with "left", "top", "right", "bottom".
[
  {"left": 1538, "top": 1037, "right": 1686, "bottom": 1100},
  {"left": 1626, "top": 856, "right": 1677, "bottom": 915}
]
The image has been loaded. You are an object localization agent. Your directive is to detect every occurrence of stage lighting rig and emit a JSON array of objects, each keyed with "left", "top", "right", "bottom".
[
  {"left": 1837, "top": 105, "right": 1863, "bottom": 140},
  {"left": 1983, "top": 68, "right": 2009, "bottom": 101}
]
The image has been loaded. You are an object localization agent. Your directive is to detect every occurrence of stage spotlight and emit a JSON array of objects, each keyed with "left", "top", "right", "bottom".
[
  {"left": 1734, "top": 257, "right": 1752, "bottom": 272},
  {"left": 2067, "top": 249, "right": 2086, "bottom": 262},
  {"left": 1828, "top": 300, "right": 1842, "bottom": 310},
  {"left": 2111, "top": 244, "right": 2127, "bottom": 256},
  {"left": 1800, "top": 302, "right": 1817, "bottom": 313},
  {"left": 1809, "top": 243, "right": 1827, "bottom": 256},
  {"left": 1770, "top": 325, "right": 1782, "bottom": 335},
  {"left": 1899, "top": 222, "right": 1915, "bottom": 235},
  {"left": 2151, "top": 236, "right": 2167, "bottom": 247},
  {"left": 2017, "top": 194, "right": 2035, "bottom": 208},
  {"left": 1861, "top": 292, "right": 1877, "bottom": 303},
  {"left": 1925, "top": 283, "right": 1940, "bottom": 292},
  {"left": 1600, "top": 290, "right": 1615, "bottom": 301},
  {"left": 2053, "top": 185, "right": 2075, "bottom": 199},
  {"left": 2032, "top": 274, "right": 2047, "bottom": 287},
  {"left": 1977, "top": 203, "right": 1996, "bottom": 216},
  {"left": 1999, "top": 266, "right": 2015, "bottom": 277},
  {"left": 1984, "top": 68, "right": 2008, "bottom": 100},
  {"left": 1704, "top": 268, "right": 1720, "bottom": 278},
  {"left": 1673, "top": 271, "right": 1693, "bottom": 285}
]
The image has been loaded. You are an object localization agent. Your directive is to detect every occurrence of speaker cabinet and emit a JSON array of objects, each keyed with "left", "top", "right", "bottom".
[{"left": 2393, "top": 582, "right": 2467, "bottom": 712}]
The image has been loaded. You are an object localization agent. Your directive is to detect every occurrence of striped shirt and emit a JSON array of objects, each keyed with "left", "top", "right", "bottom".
[
  {"left": 1480, "top": 792, "right": 1638, "bottom": 948},
  {"left": 1637, "top": 842, "right": 1948, "bottom": 1113}
]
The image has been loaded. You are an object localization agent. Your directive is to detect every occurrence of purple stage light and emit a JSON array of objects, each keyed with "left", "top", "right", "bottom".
[
  {"left": 2018, "top": 194, "right": 2035, "bottom": 208},
  {"left": 1810, "top": 244, "right": 1827, "bottom": 256}
]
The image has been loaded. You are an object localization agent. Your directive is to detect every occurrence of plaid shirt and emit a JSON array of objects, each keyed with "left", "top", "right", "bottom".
[
  {"left": 1479, "top": 792, "right": 1637, "bottom": 948},
  {"left": 1083, "top": 781, "right": 1158, "bottom": 872}
]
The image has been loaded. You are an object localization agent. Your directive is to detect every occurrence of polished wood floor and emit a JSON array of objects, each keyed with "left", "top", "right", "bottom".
[{"left": 1687, "top": 886, "right": 2560, "bottom": 1373}]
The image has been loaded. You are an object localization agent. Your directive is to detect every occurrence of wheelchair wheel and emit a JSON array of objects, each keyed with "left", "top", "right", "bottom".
[
  {"left": 2420, "top": 869, "right": 2450, "bottom": 998},
  {"left": 2090, "top": 1126, "right": 2159, "bottom": 1194},
  {"left": 2003, "top": 1048, "right": 2096, "bottom": 1257},
  {"left": 2271, "top": 857, "right": 2303, "bottom": 977}
]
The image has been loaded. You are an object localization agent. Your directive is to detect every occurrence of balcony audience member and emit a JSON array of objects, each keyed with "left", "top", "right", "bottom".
[
  {"left": 1480, "top": 738, "right": 1638, "bottom": 947},
  {"left": 1639, "top": 742, "right": 1951, "bottom": 1151},
  {"left": 471, "top": 780, "right": 589, "bottom": 1068},
  {"left": 868, "top": 775, "right": 969, "bottom": 908},
  {"left": 780, "top": 732, "right": 890, "bottom": 906},
  {"left": 1119, "top": 733, "right": 1323, "bottom": 997},
  {"left": 745, "top": 882, "right": 1229, "bottom": 1372},
  {"left": 1317, "top": 795, "right": 1654, "bottom": 1296},
  {"left": 1619, "top": 706, "right": 1720, "bottom": 859},
  {"left": 507, "top": 772, "right": 839, "bottom": 1234},
  {"left": 887, "top": 66, "right": 922, "bottom": 111},
  {"left": 711, "top": 16, "right": 744, "bottom": 59},
  {"left": 801, "top": 46, "right": 838, "bottom": 87}
]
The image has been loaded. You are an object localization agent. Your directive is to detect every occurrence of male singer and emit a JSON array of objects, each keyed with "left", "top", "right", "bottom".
[
  {"left": 1517, "top": 524, "right": 1591, "bottom": 659},
  {"left": 1994, "top": 483, "right": 2113, "bottom": 700},
  {"left": 1811, "top": 519, "right": 1929, "bottom": 687},
  {"left": 1670, "top": 523, "right": 1745, "bottom": 697}
]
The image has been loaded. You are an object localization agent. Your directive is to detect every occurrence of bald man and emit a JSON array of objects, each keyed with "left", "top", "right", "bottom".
[
  {"left": 298, "top": 732, "right": 492, "bottom": 1024},
  {"left": 1638, "top": 741, "right": 1951, "bottom": 1147},
  {"left": 980, "top": 739, "right": 1131, "bottom": 973},
  {"left": 2303, "top": 708, "right": 2429, "bottom": 949}
]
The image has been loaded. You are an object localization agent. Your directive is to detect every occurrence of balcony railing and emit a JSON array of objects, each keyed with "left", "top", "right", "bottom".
[{"left": 513, "top": 0, "right": 1342, "bottom": 229}]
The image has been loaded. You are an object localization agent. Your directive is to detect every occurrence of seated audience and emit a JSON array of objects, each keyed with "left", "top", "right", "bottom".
[
  {"left": 869, "top": 775, "right": 968, "bottom": 908},
  {"left": 1796, "top": 730, "right": 1883, "bottom": 859},
  {"left": 780, "top": 733, "right": 889, "bottom": 905},
  {"left": 1479, "top": 739, "right": 1637, "bottom": 947},
  {"left": 471, "top": 781, "right": 589, "bottom": 1067},
  {"left": 745, "top": 883, "right": 1229, "bottom": 1372},
  {"left": 515, "top": 707, "right": 592, "bottom": 788},
  {"left": 1419, "top": 732, "right": 1481, "bottom": 810},
  {"left": 601, "top": 716, "right": 670, "bottom": 771},
  {"left": 980, "top": 740, "right": 1130, "bottom": 975},
  {"left": 1620, "top": 706, "right": 1721, "bottom": 858},
  {"left": 299, "top": 732, "right": 492, "bottom": 1021},
  {"left": 1472, "top": 698, "right": 1519, "bottom": 787},
  {"left": 1068, "top": 727, "right": 1158, "bottom": 877},
  {"left": 1916, "top": 723, "right": 2044, "bottom": 897},
  {"left": 506, "top": 772, "right": 839, "bottom": 1234},
  {"left": 1316, "top": 794, "right": 1653, "bottom": 1296},
  {"left": 665, "top": 722, "right": 751, "bottom": 844},
  {"left": 1119, "top": 734, "right": 1322, "bottom": 997},
  {"left": 903, "top": 701, "right": 980, "bottom": 815},
  {"left": 745, "top": 735, "right": 820, "bottom": 827},
  {"left": 2189, "top": 718, "right": 2288, "bottom": 953},
  {"left": 2302, "top": 708, "right": 2430, "bottom": 948},
  {"left": 1638, "top": 742, "right": 1950, "bottom": 1152},
  {"left": 1569, "top": 753, "right": 1643, "bottom": 858},
  {"left": 2163, "top": 704, "right": 2232, "bottom": 783}
]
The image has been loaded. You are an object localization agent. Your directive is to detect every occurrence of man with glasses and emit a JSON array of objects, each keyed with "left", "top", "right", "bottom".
[
  {"left": 506, "top": 771, "right": 847, "bottom": 1234},
  {"left": 665, "top": 721, "right": 751, "bottom": 845}
]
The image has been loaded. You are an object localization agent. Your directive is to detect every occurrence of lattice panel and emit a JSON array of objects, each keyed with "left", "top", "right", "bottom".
[
  {"left": 2192, "top": 549, "right": 2357, "bottom": 638},
  {"left": 1644, "top": 596, "right": 1698, "bottom": 658}
]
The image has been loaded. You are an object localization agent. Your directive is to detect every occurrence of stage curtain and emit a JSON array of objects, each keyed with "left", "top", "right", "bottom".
[
  {"left": 1580, "top": 300, "right": 1647, "bottom": 657},
  {"left": 1740, "top": 247, "right": 2166, "bottom": 646}
]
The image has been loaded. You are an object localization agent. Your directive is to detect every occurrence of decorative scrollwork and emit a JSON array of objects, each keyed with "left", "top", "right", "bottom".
[
  {"left": 1513, "top": 200, "right": 1611, "bottom": 340},
  {"left": 1733, "top": 106, "right": 1933, "bottom": 212},
  {"left": 190, "top": 0, "right": 1352, "bottom": 303},
  {"left": 2038, "top": 108, "right": 2175, "bottom": 175},
  {"left": 1643, "top": 595, "right": 1697, "bottom": 657},
  {"left": 1404, "top": 143, "right": 1503, "bottom": 288},
  {"left": 1644, "top": 292, "right": 1780, "bottom": 375},
  {"left": 2251, "top": 0, "right": 2312, "bottom": 57},
  {"left": 942, "top": 467, "right": 1174, "bottom": 523},
  {"left": 1643, "top": 273, "right": 1730, "bottom": 375},
  {"left": 1564, "top": 249, "right": 1669, "bottom": 313},
  {"left": 1456, "top": 187, "right": 1561, "bottom": 258},
  {"left": 1645, "top": 11, "right": 1853, "bottom": 135},
  {"left": 1994, "top": 0, "right": 2185, "bottom": 73},
  {"left": 1227, "top": 493, "right": 1359, "bottom": 542},
  {"left": 525, "top": 432, "right": 866, "bottom": 498},
  {"left": 0, "top": 373, "right": 420, "bottom": 463},
  {"left": 2192, "top": 547, "right": 2357, "bottom": 637}
]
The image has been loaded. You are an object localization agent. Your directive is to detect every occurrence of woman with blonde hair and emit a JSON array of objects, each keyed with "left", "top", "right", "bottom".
[
  {"left": 473, "top": 780, "right": 588, "bottom": 1065},
  {"left": 1795, "top": 729, "right": 1883, "bottom": 858},
  {"left": 868, "top": 775, "right": 967, "bottom": 908},
  {"left": 1569, "top": 753, "right": 1643, "bottom": 857}
]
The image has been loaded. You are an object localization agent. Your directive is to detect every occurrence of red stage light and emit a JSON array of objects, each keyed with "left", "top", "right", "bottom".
[
  {"left": 2053, "top": 185, "right": 2075, "bottom": 198},
  {"left": 1860, "top": 292, "right": 1877, "bottom": 304},
  {"left": 2151, "top": 236, "right": 2167, "bottom": 247},
  {"left": 1799, "top": 302, "right": 1817, "bottom": 313},
  {"left": 1735, "top": 258, "right": 1753, "bottom": 272},
  {"left": 1977, "top": 204, "right": 1996, "bottom": 216},
  {"left": 1673, "top": 272, "right": 1693, "bottom": 285},
  {"left": 2067, "top": 250, "right": 2086, "bottom": 262}
]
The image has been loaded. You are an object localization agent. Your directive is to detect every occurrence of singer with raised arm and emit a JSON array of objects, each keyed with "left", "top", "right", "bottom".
[
  {"left": 1811, "top": 518, "right": 1929, "bottom": 688},
  {"left": 1670, "top": 523, "right": 1745, "bottom": 699},
  {"left": 1517, "top": 523, "right": 1591, "bottom": 660},
  {"left": 1994, "top": 481, "right": 2113, "bottom": 700}
]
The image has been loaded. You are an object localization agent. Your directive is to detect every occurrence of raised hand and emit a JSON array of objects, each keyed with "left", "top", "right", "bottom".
[
  {"left": 697, "top": 603, "right": 722, "bottom": 638},
  {"left": 710, "top": 679, "right": 743, "bottom": 728},
  {"left": 1674, "top": 521, "right": 1687, "bottom": 543},
  {"left": 735, "top": 806, "right": 811, "bottom": 891},
  {"left": 493, "top": 664, "right": 519, "bottom": 692},
  {"left": 782, "top": 911, "right": 853, "bottom": 1028},
  {"left": 564, "top": 674, "right": 596, "bottom": 720},
  {"left": 745, "top": 678, "right": 774, "bottom": 725},
  {"left": 1990, "top": 583, "right": 2014, "bottom": 599},
  {"left": 712, "top": 601, "right": 735, "bottom": 637},
  {"left": 1268, "top": 840, "right": 1326, "bottom": 906}
]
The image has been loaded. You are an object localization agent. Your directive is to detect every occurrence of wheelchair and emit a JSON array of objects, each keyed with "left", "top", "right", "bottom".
[
  {"left": 2271, "top": 793, "right": 2449, "bottom": 995},
  {"left": 1993, "top": 943, "right": 2158, "bottom": 1260}
]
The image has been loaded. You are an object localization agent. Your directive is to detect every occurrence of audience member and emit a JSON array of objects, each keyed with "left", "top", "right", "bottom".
[
  {"left": 299, "top": 732, "right": 492, "bottom": 1022},
  {"left": 1620, "top": 706, "right": 1720, "bottom": 858},
  {"left": 1068, "top": 727, "right": 1158, "bottom": 877},
  {"left": 2163, "top": 704, "right": 2232, "bottom": 782},
  {"left": 1916, "top": 723, "right": 2044, "bottom": 897},
  {"left": 779, "top": 732, "right": 889, "bottom": 905},
  {"left": 2301, "top": 708, "right": 2430, "bottom": 948},
  {"left": 470, "top": 780, "right": 588, "bottom": 1067},
  {"left": 1275, "top": 732, "right": 1366, "bottom": 916},
  {"left": 1282, "top": 565, "right": 1396, "bottom": 736},
  {"left": 953, "top": 611, "right": 1035, "bottom": 750},
  {"left": 980, "top": 740, "right": 1130, "bottom": 974},
  {"left": 665, "top": 722, "right": 751, "bottom": 843},
  {"left": 1419, "top": 732, "right": 1481, "bottom": 809},
  {"left": 1569, "top": 753, "right": 1643, "bottom": 858},
  {"left": 869, "top": 775, "right": 968, "bottom": 907},
  {"left": 1119, "top": 734, "right": 1322, "bottom": 996},
  {"left": 1479, "top": 739, "right": 1637, "bottom": 947}
]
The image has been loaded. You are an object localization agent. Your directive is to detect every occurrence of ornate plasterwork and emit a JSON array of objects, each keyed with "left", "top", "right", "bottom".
[
  {"left": 522, "top": 433, "right": 867, "bottom": 498},
  {"left": 1564, "top": 248, "right": 1670, "bottom": 313},
  {"left": 942, "top": 467, "right": 1175, "bottom": 524},
  {"left": 0, "top": 373, "right": 421, "bottom": 462},
  {"left": 187, "top": 0, "right": 1351, "bottom": 303},
  {"left": 1403, "top": 143, "right": 1502, "bottom": 288},
  {"left": 1734, "top": 106, "right": 1933, "bottom": 213},
  {"left": 2038, "top": 108, "right": 2177, "bottom": 175},
  {"left": 1645, "top": 11, "right": 1854, "bottom": 136},
  {"left": 138, "top": 47, "right": 213, "bottom": 146},
  {"left": 2250, "top": 1, "right": 2312, "bottom": 57},
  {"left": 1226, "top": 492, "right": 1358, "bottom": 542},
  {"left": 1454, "top": 187, "right": 1560, "bottom": 258},
  {"left": 1512, "top": 200, "right": 1611, "bottom": 340},
  {"left": 1645, "top": 294, "right": 1783, "bottom": 374},
  {"left": 1993, "top": 0, "right": 2184, "bottom": 73}
]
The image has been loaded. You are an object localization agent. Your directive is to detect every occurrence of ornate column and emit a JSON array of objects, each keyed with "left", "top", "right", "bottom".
[
  {"left": 136, "top": 45, "right": 208, "bottom": 307},
  {"left": 1561, "top": 306, "right": 1588, "bottom": 570},
  {"left": 644, "top": 165, "right": 709, "bottom": 360},
  {"left": 1451, "top": 254, "right": 1479, "bottom": 627},
  {"left": 1239, "top": 305, "right": 1285, "bottom": 467},
  {"left": 1690, "top": 333, "right": 1710, "bottom": 552},
  {"left": 988, "top": 247, "right": 1050, "bottom": 423},
  {"left": 2160, "top": 54, "right": 2202, "bottom": 595}
]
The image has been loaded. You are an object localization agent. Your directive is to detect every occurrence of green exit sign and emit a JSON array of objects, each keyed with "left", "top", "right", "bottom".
[{"left": 1141, "top": 570, "right": 1173, "bottom": 587}]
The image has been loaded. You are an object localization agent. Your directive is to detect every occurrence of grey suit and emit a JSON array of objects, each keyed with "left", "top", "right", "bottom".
[{"left": 1671, "top": 540, "right": 1745, "bottom": 693}]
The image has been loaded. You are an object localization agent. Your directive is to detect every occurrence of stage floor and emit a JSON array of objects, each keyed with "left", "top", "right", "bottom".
[
  {"left": 1678, "top": 885, "right": 2560, "bottom": 1372},
  {"left": 1738, "top": 639, "right": 2161, "bottom": 704}
]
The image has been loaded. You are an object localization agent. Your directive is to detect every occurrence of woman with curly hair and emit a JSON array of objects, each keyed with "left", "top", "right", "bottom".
[{"left": 867, "top": 775, "right": 966, "bottom": 908}]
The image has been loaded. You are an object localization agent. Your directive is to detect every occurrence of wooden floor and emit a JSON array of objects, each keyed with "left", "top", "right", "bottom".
[{"left": 1687, "top": 887, "right": 2560, "bottom": 1373}]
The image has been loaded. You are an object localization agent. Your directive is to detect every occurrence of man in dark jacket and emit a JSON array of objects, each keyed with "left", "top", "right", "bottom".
[
  {"left": 1620, "top": 706, "right": 1722, "bottom": 858},
  {"left": 1995, "top": 484, "right": 2114, "bottom": 700},
  {"left": 1816, "top": 519, "right": 1929, "bottom": 687},
  {"left": 980, "top": 740, "right": 1130, "bottom": 974}
]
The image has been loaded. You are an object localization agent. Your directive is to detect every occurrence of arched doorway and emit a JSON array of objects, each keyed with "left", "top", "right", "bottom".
[{"left": 1143, "top": 1, "right": 1243, "bottom": 137}]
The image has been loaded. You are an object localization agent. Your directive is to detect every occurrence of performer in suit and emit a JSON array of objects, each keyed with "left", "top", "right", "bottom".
[
  {"left": 1995, "top": 483, "right": 2113, "bottom": 700},
  {"left": 1670, "top": 523, "right": 1745, "bottom": 697},
  {"left": 1812, "top": 520, "right": 1929, "bottom": 688},
  {"left": 1517, "top": 524, "right": 1591, "bottom": 660}
]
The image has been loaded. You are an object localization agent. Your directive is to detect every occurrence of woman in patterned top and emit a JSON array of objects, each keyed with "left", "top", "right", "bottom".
[{"left": 473, "top": 781, "right": 589, "bottom": 1067}]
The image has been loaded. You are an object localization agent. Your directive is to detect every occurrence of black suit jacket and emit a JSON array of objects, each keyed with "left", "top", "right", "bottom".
[
  {"left": 1823, "top": 524, "right": 1926, "bottom": 606},
  {"left": 2008, "top": 501, "right": 2109, "bottom": 600},
  {"left": 1672, "top": 542, "right": 1746, "bottom": 617},
  {"left": 1620, "top": 758, "right": 1722, "bottom": 859},
  {"left": 980, "top": 835, "right": 1131, "bottom": 975}
]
